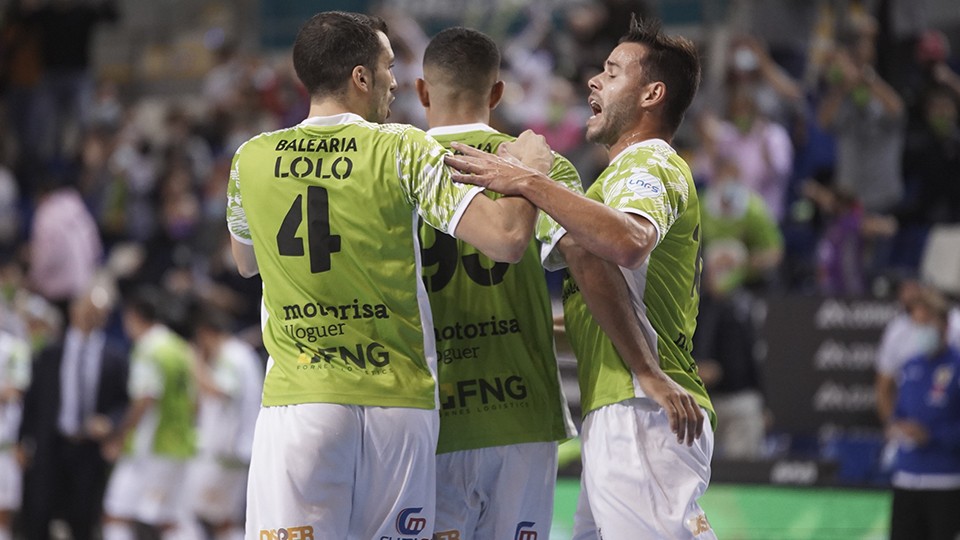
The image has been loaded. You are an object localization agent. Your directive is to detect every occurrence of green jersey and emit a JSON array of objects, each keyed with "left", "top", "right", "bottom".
[
  {"left": 127, "top": 325, "right": 197, "bottom": 459},
  {"left": 556, "top": 139, "right": 716, "bottom": 428},
  {"left": 226, "top": 113, "right": 482, "bottom": 410},
  {"left": 423, "top": 124, "right": 579, "bottom": 453}
]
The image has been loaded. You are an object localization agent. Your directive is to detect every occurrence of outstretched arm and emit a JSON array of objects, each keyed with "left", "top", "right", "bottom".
[
  {"left": 445, "top": 143, "right": 656, "bottom": 269},
  {"left": 559, "top": 235, "right": 704, "bottom": 445}
]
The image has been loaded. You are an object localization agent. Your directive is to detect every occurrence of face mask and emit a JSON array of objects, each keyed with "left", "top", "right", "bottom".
[
  {"left": 913, "top": 323, "right": 942, "bottom": 356},
  {"left": 851, "top": 85, "right": 871, "bottom": 108}
]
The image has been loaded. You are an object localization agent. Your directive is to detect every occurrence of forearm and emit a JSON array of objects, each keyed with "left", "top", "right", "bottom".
[
  {"left": 875, "top": 374, "right": 896, "bottom": 423},
  {"left": 521, "top": 175, "right": 654, "bottom": 268},
  {"left": 816, "top": 88, "right": 845, "bottom": 129},
  {"left": 870, "top": 79, "right": 904, "bottom": 117},
  {"left": 113, "top": 397, "right": 152, "bottom": 442},
  {"left": 560, "top": 237, "right": 660, "bottom": 376}
]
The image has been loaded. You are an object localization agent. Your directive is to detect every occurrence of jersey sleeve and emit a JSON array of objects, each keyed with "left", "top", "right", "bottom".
[
  {"left": 396, "top": 127, "right": 483, "bottom": 235},
  {"left": 128, "top": 347, "right": 164, "bottom": 400},
  {"left": 226, "top": 146, "right": 252, "bottom": 245},
  {"left": 538, "top": 153, "right": 583, "bottom": 271},
  {"left": 602, "top": 159, "right": 684, "bottom": 247}
]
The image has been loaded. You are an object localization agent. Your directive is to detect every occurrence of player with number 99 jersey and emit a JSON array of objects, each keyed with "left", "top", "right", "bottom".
[
  {"left": 423, "top": 125, "right": 578, "bottom": 453},
  {"left": 227, "top": 116, "right": 482, "bottom": 410}
]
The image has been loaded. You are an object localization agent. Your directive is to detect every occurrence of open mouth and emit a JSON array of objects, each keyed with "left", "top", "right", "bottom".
[{"left": 588, "top": 97, "right": 602, "bottom": 118}]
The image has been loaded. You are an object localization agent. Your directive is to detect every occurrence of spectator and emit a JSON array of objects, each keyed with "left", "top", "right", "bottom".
[
  {"left": 886, "top": 286, "right": 960, "bottom": 540},
  {"left": 27, "top": 166, "right": 103, "bottom": 315},
  {"left": 900, "top": 85, "right": 960, "bottom": 226},
  {"left": 24, "top": 0, "right": 118, "bottom": 159},
  {"left": 699, "top": 88, "right": 794, "bottom": 221},
  {"left": 693, "top": 242, "right": 767, "bottom": 459},
  {"left": 817, "top": 13, "right": 905, "bottom": 214},
  {"left": 18, "top": 279, "right": 128, "bottom": 540},
  {"left": 804, "top": 181, "right": 896, "bottom": 296},
  {"left": 700, "top": 158, "right": 784, "bottom": 289}
]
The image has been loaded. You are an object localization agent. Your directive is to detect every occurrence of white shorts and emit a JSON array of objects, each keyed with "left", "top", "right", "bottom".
[
  {"left": 246, "top": 403, "right": 438, "bottom": 540},
  {"left": 434, "top": 441, "right": 557, "bottom": 540},
  {"left": 572, "top": 398, "right": 716, "bottom": 540},
  {"left": 103, "top": 455, "right": 189, "bottom": 525},
  {"left": 0, "top": 449, "right": 21, "bottom": 511},
  {"left": 186, "top": 456, "right": 248, "bottom": 525}
]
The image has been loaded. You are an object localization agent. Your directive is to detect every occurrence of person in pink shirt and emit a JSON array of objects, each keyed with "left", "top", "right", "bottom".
[{"left": 28, "top": 172, "right": 102, "bottom": 314}]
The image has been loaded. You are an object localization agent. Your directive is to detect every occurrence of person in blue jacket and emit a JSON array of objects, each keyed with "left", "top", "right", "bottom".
[{"left": 886, "top": 285, "right": 960, "bottom": 540}]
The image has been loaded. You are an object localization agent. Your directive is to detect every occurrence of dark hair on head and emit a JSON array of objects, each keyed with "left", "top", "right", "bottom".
[
  {"left": 292, "top": 11, "right": 389, "bottom": 98},
  {"left": 423, "top": 27, "right": 500, "bottom": 95},
  {"left": 124, "top": 287, "right": 162, "bottom": 323},
  {"left": 620, "top": 14, "right": 701, "bottom": 135},
  {"left": 193, "top": 305, "right": 234, "bottom": 334}
]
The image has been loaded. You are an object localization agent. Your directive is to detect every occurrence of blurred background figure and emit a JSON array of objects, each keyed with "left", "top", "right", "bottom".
[
  {"left": 100, "top": 289, "right": 195, "bottom": 540},
  {"left": 18, "top": 277, "right": 128, "bottom": 540},
  {"left": 0, "top": 324, "right": 29, "bottom": 540},
  {"left": 699, "top": 157, "right": 784, "bottom": 291},
  {"left": 182, "top": 306, "right": 262, "bottom": 540},
  {"left": 27, "top": 164, "right": 103, "bottom": 318},
  {"left": 693, "top": 242, "right": 767, "bottom": 460},
  {"left": 885, "top": 286, "right": 960, "bottom": 540}
]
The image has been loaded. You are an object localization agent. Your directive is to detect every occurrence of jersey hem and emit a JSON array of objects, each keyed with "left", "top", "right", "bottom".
[
  {"left": 228, "top": 230, "right": 253, "bottom": 245},
  {"left": 261, "top": 394, "right": 437, "bottom": 410},
  {"left": 448, "top": 186, "right": 486, "bottom": 236},
  {"left": 621, "top": 208, "right": 662, "bottom": 248},
  {"left": 437, "top": 430, "right": 570, "bottom": 455}
]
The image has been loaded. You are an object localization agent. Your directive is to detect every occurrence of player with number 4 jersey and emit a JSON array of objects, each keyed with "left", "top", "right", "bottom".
[{"left": 227, "top": 12, "right": 554, "bottom": 540}]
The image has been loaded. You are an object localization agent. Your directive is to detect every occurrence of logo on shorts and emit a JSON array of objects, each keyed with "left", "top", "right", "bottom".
[
  {"left": 687, "top": 513, "right": 712, "bottom": 536},
  {"left": 514, "top": 521, "right": 538, "bottom": 540},
  {"left": 396, "top": 507, "right": 427, "bottom": 535},
  {"left": 258, "top": 526, "right": 314, "bottom": 540},
  {"left": 433, "top": 531, "right": 461, "bottom": 540}
]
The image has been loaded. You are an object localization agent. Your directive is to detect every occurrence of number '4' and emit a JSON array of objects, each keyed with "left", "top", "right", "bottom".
[{"left": 276, "top": 186, "right": 341, "bottom": 273}]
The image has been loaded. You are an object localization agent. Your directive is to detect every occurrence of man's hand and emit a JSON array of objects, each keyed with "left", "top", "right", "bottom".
[
  {"left": 498, "top": 130, "right": 554, "bottom": 173},
  {"left": 444, "top": 135, "right": 551, "bottom": 196},
  {"left": 887, "top": 419, "right": 930, "bottom": 447},
  {"left": 637, "top": 370, "right": 705, "bottom": 446}
]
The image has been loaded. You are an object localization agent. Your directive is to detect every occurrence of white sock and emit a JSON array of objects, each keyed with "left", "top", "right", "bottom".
[{"left": 102, "top": 522, "right": 135, "bottom": 540}]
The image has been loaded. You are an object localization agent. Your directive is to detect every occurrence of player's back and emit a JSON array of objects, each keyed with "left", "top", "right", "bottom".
[
  {"left": 228, "top": 114, "right": 476, "bottom": 411},
  {"left": 423, "top": 125, "right": 578, "bottom": 453}
]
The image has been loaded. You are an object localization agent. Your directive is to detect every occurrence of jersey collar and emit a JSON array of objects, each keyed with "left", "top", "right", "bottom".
[
  {"left": 426, "top": 123, "right": 497, "bottom": 136},
  {"left": 609, "top": 138, "right": 674, "bottom": 166},
  {"left": 300, "top": 113, "right": 365, "bottom": 126}
]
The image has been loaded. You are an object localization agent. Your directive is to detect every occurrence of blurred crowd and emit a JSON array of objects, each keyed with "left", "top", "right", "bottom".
[{"left": 0, "top": 0, "right": 957, "bottom": 536}]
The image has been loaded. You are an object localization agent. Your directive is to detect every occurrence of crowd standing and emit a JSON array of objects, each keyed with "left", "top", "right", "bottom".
[{"left": 0, "top": 0, "right": 957, "bottom": 538}]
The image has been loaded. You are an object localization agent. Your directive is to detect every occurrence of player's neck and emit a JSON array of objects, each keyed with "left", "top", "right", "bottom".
[
  {"left": 426, "top": 102, "right": 490, "bottom": 130},
  {"left": 608, "top": 125, "right": 672, "bottom": 160},
  {"left": 307, "top": 98, "right": 360, "bottom": 121}
]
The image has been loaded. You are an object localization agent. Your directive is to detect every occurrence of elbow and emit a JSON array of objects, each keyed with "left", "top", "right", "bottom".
[
  {"left": 237, "top": 263, "right": 259, "bottom": 279},
  {"left": 490, "top": 235, "right": 528, "bottom": 264},
  {"left": 613, "top": 230, "right": 654, "bottom": 270}
]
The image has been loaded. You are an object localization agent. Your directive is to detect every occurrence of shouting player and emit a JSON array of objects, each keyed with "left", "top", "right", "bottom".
[{"left": 445, "top": 15, "right": 717, "bottom": 539}]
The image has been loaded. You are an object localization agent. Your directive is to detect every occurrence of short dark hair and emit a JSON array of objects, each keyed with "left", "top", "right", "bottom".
[
  {"left": 620, "top": 14, "right": 701, "bottom": 135},
  {"left": 292, "top": 11, "right": 389, "bottom": 98},
  {"left": 124, "top": 287, "right": 161, "bottom": 323},
  {"left": 423, "top": 27, "right": 500, "bottom": 95}
]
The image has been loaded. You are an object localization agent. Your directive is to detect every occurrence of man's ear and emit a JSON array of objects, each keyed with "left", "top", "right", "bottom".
[
  {"left": 639, "top": 80, "right": 666, "bottom": 110},
  {"left": 488, "top": 80, "right": 505, "bottom": 110},
  {"left": 415, "top": 78, "right": 429, "bottom": 107},
  {"left": 352, "top": 65, "right": 370, "bottom": 94}
]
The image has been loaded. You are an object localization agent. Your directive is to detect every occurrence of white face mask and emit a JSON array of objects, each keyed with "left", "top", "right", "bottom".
[{"left": 913, "top": 323, "right": 942, "bottom": 356}]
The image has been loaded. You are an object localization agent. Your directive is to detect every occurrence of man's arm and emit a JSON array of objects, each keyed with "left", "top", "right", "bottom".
[
  {"left": 449, "top": 132, "right": 553, "bottom": 263},
  {"left": 559, "top": 235, "right": 704, "bottom": 445},
  {"left": 445, "top": 143, "right": 656, "bottom": 269},
  {"left": 102, "top": 396, "right": 154, "bottom": 461},
  {"left": 875, "top": 372, "right": 897, "bottom": 424},
  {"left": 231, "top": 237, "right": 259, "bottom": 278}
]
